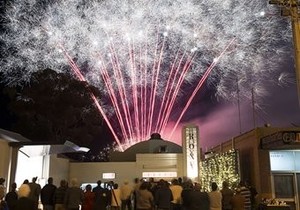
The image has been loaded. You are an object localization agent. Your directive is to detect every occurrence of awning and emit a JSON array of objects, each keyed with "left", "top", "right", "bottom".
[
  {"left": 19, "top": 141, "right": 90, "bottom": 157},
  {"left": 0, "top": 128, "right": 31, "bottom": 143},
  {"left": 1, "top": 128, "right": 90, "bottom": 157}
]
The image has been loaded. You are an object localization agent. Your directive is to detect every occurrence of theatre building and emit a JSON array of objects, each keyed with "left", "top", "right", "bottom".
[
  {"left": 0, "top": 125, "right": 200, "bottom": 189},
  {"left": 69, "top": 126, "right": 200, "bottom": 185}
]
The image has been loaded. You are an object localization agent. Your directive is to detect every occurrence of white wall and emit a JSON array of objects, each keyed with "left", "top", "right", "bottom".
[
  {"left": 49, "top": 155, "right": 70, "bottom": 187},
  {"left": 136, "top": 153, "right": 184, "bottom": 181},
  {"left": 69, "top": 162, "right": 137, "bottom": 186},
  {"left": 68, "top": 153, "right": 184, "bottom": 186}
]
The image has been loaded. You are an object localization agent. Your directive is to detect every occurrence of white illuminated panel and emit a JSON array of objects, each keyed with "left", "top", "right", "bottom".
[
  {"left": 142, "top": 172, "right": 177, "bottom": 178},
  {"left": 295, "top": 151, "right": 300, "bottom": 171},
  {"left": 269, "top": 151, "right": 295, "bottom": 171},
  {"left": 102, "top": 173, "right": 116, "bottom": 179},
  {"left": 184, "top": 126, "right": 199, "bottom": 179},
  {"left": 15, "top": 151, "right": 44, "bottom": 187}
]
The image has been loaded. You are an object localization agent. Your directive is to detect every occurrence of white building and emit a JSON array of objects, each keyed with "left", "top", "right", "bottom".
[{"left": 0, "top": 125, "right": 200, "bottom": 189}]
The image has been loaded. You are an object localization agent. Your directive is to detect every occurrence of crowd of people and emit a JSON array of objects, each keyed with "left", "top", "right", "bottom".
[{"left": 0, "top": 176, "right": 258, "bottom": 210}]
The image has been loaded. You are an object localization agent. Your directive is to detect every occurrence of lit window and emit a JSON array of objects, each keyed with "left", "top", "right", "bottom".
[{"left": 102, "top": 173, "right": 115, "bottom": 179}]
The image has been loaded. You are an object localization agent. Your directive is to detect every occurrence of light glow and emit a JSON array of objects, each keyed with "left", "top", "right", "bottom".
[
  {"left": 183, "top": 125, "right": 199, "bottom": 179},
  {"left": 142, "top": 172, "right": 177, "bottom": 178},
  {"left": 102, "top": 173, "right": 116, "bottom": 179}
]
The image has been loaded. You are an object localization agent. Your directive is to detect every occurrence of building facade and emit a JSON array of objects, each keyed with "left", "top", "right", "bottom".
[
  {"left": 207, "top": 127, "right": 300, "bottom": 210},
  {"left": 2, "top": 126, "right": 300, "bottom": 210}
]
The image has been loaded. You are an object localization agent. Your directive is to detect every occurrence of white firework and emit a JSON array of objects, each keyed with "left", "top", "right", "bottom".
[
  {"left": 278, "top": 72, "right": 296, "bottom": 87},
  {"left": 0, "top": 0, "right": 293, "bottom": 144}
]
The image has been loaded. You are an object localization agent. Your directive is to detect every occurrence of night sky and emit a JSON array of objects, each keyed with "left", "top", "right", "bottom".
[
  {"left": 186, "top": 59, "right": 300, "bottom": 150},
  {"left": 0, "top": 0, "right": 299, "bottom": 152}
]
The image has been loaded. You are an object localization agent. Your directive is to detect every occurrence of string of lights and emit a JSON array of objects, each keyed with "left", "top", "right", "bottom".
[{"left": 200, "top": 149, "right": 240, "bottom": 191}]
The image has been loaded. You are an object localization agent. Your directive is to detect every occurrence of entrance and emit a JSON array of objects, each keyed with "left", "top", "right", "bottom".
[
  {"left": 270, "top": 150, "right": 300, "bottom": 210},
  {"left": 272, "top": 173, "right": 298, "bottom": 210},
  {"left": 15, "top": 150, "right": 48, "bottom": 187}
]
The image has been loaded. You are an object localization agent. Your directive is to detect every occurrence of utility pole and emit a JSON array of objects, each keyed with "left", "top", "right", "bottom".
[
  {"left": 269, "top": 0, "right": 300, "bottom": 105},
  {"left": 237, "top": 78, "right": 242, "bottom": 134},
  {"left": 252, "top": 88, "right": 256, "bottom": 128}
]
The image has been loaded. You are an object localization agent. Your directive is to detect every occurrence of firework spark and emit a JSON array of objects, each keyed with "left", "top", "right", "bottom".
[{"left": 0, "top": 0, "right": 292, "bottom": 147}]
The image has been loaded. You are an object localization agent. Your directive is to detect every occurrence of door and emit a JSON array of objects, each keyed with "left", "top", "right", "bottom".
[{"left": 272, "top": 174, "right": 297, "bottom": 210}]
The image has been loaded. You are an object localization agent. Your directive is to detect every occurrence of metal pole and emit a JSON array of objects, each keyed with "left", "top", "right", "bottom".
[
  {"left": 237, "top": 79, "right": 242, "bottom": 134},
  {"left": 252, "top": 88, "right": 256, "bottom": 128},
  {"left": 290, "top": 0, "right": 300, "bottom": 106}
]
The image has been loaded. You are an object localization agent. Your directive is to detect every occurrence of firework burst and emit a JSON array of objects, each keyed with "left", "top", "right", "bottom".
[{"left": 0, "top": 0, "right": 293, "bottom": 149}]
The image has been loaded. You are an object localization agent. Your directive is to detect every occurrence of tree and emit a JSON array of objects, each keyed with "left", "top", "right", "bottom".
[
  {"left": 4, "top": 69, "right": 107, "bottom": 152},
  {"left": 0, "top": 72, "right": 16, "bottom": 130}
]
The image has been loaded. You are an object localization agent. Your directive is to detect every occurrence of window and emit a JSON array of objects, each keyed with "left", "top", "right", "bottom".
[
  {"left": 273, "top": 174, "right": 294, "bottom": 198},
  {"left": 159, "top": 145, "right": 167, "bottom": 153}
]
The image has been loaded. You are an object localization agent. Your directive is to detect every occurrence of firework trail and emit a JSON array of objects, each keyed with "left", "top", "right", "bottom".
[{"left": 0, "top": 0, "right": 292, "bottom": 147}]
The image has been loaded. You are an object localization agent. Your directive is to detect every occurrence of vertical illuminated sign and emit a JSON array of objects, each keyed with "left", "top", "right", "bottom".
[{"left": 183, "top": 125, "right": 199, "bottom": 179}]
